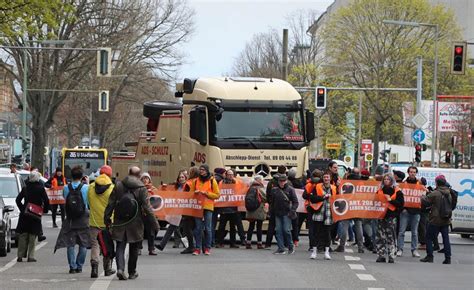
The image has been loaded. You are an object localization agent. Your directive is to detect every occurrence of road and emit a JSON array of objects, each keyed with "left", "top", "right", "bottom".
[{"left": 0, "top": 217, "right": 473, "bottom": 289}]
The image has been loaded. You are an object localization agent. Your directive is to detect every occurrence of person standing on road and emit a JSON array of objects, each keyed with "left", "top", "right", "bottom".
[
  {"left": 245, "top": 175, "right": 267, "bottom": 249},
  {"left": 271, "top": 175, "right": 298, "bottom": 255},
  {"left": 264, "top": 166, "right": 287, "bottom": 249},
  {"left": 179, "top": 167, "right": 199, "bottom": 254},
  {"left": 420, "top": 175, "right": 453, "bottom": 264},
  {"left": 140, "top": 172, "right": 159, "bottom": 256},
  {"left": 287, "top": 167, "right": 304, "bottom": 247},
  {"left": 54, "top": 166, "right": 91, "bottom": 273},
  {"left": 191, "top": 164, "right": 220, "bottom": 256},
  {"left": 397, "top": 166, "right": 422, "bottom": 258},
  {"left": 302, "top": 169, "right": 323, "bottom": 254},
  {"left": 45, "top": 167, "right": 66, "bottom": 228},
  {"left": 104, "top": 166, "right": 158, "bottom": 280},
  {"left": 87, "top": 165, "right": 116, "bottom": 278},
  {"left": 15, "top": 171, "right": 50, "bottom": 262},
  {"left": 310, "top": 171, "right": 336, "bottom": 260},
  {"left": 375, "top": 174, "right": 404, "bottom": 263}
]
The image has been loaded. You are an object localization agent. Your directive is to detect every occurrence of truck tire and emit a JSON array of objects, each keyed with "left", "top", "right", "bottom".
[
  {"left": 460, "top": 234, "right": 471, "bottom": 239},
  {"left": 143, "top": 101, "right": 182, "bottom": 119}
]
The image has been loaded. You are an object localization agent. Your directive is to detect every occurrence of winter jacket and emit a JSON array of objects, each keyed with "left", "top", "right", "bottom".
[
  {"left": 88, "top": 174, "right": 114, "bottom": 228},
  {"left": 245, "top": 182, "right": 267, "bottom": 221},
  {"left": 104, "top": 176, "right": 158, "bottom": 243},
  {"left": 189, "top": 176, "right": 220, "bottom": 211},
  {"left": 270, "top": 183, "right": 298, "bottom": 217},
  {"left": 421, "top": 185, "right": 452, "bottom": 226},
  {"left": 16, "top": 181, "right": 50, "bottom": 236},
  {"left": 63, "top": 181, "right": 90, "bottom": 230}
]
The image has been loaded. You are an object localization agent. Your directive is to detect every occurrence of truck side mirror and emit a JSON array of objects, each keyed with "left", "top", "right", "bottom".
[
  {"left": 305, "top": 110, "right": 315, "bottom": 141},
  {"left": 190, "top": 107, "right": 207, "bottom": 146}
]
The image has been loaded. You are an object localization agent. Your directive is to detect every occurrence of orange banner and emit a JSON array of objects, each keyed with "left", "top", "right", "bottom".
[
  {"left": 330, "top": 193, "right": 389, "bottom": 222},
  {"left": 339, "top": 180, "right": 380, "bottom": 194},
  {"left": 214, "top": 182, "right": 249, "bottom": 208},
  {"left": 398, "top": 183, "right": 427, "bottom": 209},
  {"left": 149, "top": 191, "right": 205, "bottom": 219},
  {"left": 46, "top": 188, "right": 65, "bottom": 205}
]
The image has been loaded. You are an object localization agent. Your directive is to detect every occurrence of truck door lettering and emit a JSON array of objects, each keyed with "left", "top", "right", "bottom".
[{"left": 194, "top": 152, "right": 206, "bottom": 163}]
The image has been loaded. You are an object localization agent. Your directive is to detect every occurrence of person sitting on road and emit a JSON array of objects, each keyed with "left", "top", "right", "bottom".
[{"left": 375, "top": 174, "right": 404, "bottom": 264}]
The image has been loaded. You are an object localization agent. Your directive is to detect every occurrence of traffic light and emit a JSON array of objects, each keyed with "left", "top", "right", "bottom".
[
  {"left": 445, "top": 151, "right": 451, "bottom": 164},
  {"left": 315, "top": 86, "right": 327, "bottom": 109},
  {"left": 421, "top": 144, "right": 427, "bottom": 151},
  {"left": 379, "top": 149, "right": 391, "bottom": 163},
  {"left": 415, "top": 143, "right": 422, "bottom": 163},
  {"left": 451, "top": 42, "right": 467, "bottom": 75},
  {"left": 97, "top": 48, "right": 112, "bottom": 77},
  {"left": 98, "top": 90, "right": 109, "bottom": 112}
]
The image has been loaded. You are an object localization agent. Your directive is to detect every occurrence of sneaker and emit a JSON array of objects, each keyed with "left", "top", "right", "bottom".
[
  {"left": 246, "top": 242, "right": 252, "bottom": 249},
  {"left": 388, "top": 257, "right": 395, "bottom": 263},
  {"left": 104, "top": 269, "right": 116, "bottom": 276},
  {"left": 288, "top": 248, "right": 295, "bottom": 255},
  {"left": 53, "top": 223, "right": 58, "bottom": 228},
  {"left": 16, "top": 258, "right": 22, "bottom": 262},
  {"left": 420, "top": 256, "right": 434, "bottom": 263},
  {"left": 117, "top": 270, "right": 128, "bottom": 280},
  {"left": 376, "top": 256, "right": 386, "bottom": 263},
  {"left": 69, "top": 268, "right": 77, "bottom": 274},
  {"left": 149, "top": 250, "right": 158, "bottom": 255},
  {"left": 38, "top": 235, "right": 46, "bottom": 242},
  {"left": 273, "top": 249, "right": 287, "bottom": 255},
  {"left": 155, "top": 244, "right": 164, "bottom": 251},
  {"left": 27, "top": 258, "right": 37, "bottom": 262},
  {"left": 181, "top": 248, "right": 194, "bottom": 254},
  {"left": 310, "top": 251, "right": 317, "bottom": 260},
  {"left": 396, "top": 250, "right": 403, "bottom": 257},
  {"left": 204, "top": 248, "right": 210, "bottom": 255},
  {"left": 128, "top": 272, "right": 139, "bottom": 280},
  {"left": 257, "top": 243, "right": 264, "bottom": 250},
  {"left": 138, "top": 249, "right": 142, "bottom": 256},
  {"left": 412, "top": 250, "right": 420, "bottom": 257},
  {"left": 76, "top": 268, "right": 82, "bottom": 273},
  {"left": 324, "top": 252, "right": 331, "bottom": 260},
  {"left": 442, "top": 257, "right": 451, "bottom": 264},
  {"left": 192, "top": 249, "right": 201, "bottom": 256}
]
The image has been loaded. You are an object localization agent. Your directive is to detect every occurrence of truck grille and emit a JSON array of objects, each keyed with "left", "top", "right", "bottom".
[{"left": 228, "top": 164, "right": 294, "bottom": 179}]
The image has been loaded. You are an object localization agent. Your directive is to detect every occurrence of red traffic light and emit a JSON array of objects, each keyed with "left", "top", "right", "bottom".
[
  {"left": 455, "top": 46, "right": 463, "bottom": 55},
  {"left": 318, "top": 88, "right": 325, "bottom": 95},
  {"left": 415, "top": 144, "right": 421, "bottom": 151}
]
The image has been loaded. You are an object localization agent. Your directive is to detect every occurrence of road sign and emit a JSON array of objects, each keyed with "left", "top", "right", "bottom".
[
  {"left": 326, "top": 143, "right": 341, "bottom": 150},
  {"left": 343, "top": 155, "right": 352, "bottom": 165},
  {"left": 411, "top": 113, "right": 427, "bottom": 128},
  {"left": 365, "top": 153, "right": 373, "bottom": 162},
  {"left": 412, "top": 129, "right": 426, "bottom": 143},
  {"left": 361, "top": 141, "right": 373, "bottom": 154}
]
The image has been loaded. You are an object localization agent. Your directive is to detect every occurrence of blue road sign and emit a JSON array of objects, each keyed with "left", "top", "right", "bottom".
[{"left": 412, "top": 129, "right": 425, "bottom": 143}]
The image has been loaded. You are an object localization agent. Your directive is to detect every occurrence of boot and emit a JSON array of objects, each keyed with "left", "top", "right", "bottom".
[
  {"left": 324, "top": 247, "right": 331, "bottom": 260},
  {"left": 104, "top": 258, "right": 116, "bottom": 276},
  {"left": 420, "top": 255, "right": 434, "bottom": 263},
  {"left": 91, "top": 262, "right": 99, "bottom": 278},
  {"left": 442, "top": 257, "right": 451, "bottom": 264},
  {"left": 335, "top": 245, "right": 345, "bottom": 252},
  {"left": 246, "top": 241, "right": 252, "bottom": 249}
]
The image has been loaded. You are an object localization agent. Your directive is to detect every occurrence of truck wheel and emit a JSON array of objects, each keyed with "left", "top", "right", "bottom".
[
  {"left": 143, "top": 101, "right": 182, "bottom": 119},
  {"left": 0, "top": 234, "right": 7, "bottom": 257},
  {"left": 460, "top": 234, "right": 471, "bottom": 239}
]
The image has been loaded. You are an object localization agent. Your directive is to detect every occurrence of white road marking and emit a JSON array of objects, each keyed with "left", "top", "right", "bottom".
[
  {"left": 356, "top": 274, "right": 376, "bottom": 281},
  {"left": 13, "top": 278, "right": 77, "bottom": 283},
  {"left": 89, "top": 244, "right": 128, "bottom": 290},
  {"left": 348, "top": 264, "right": 366, "bottom": 270},
  {"left": 368, "top": 288, "right": 385, "bottom": 290},
  {"left": 345, "top": 248, "right": 354, "bottom": 253},
  {"left": 344, "top": 255, "right": 361, "bottom": 261},
  {"left": 0, "top": 241, "right": 47, "bottom": 273}
]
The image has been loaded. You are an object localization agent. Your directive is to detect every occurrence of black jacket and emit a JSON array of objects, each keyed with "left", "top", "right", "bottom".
[
  {"left": 270, "top": 183, "right": 298, "bottom": 217},
  {"left": 16, "top": 181, "right": 50, "bottom": 235},
  {"left": 381, "top": 186, "right": 404, "bottom": 218}
]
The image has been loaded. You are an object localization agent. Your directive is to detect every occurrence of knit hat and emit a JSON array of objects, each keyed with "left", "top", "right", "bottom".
[
  {"left": 199, "top": 164, "right": 210, "bottom": 174},
  {"left": 360, "top": 169, "right": 370, "bottom": 177},
  {"left": 214, "top": 167, "right": 226, "bottom": 176},
  {"left": 100, "top": 165, "right": 113, "bottom": 177},
  {"left": 435, "top": 175, "right": 446, "bottom": 185},
  {"left": 140, "top": 172, "right": 152, "bottom": 180},
  {"left": 392, "top": 170, "right": 406, "bottom": 181},
  {"left": 278, "top": 174, "right": 288, "bottom": 181}
]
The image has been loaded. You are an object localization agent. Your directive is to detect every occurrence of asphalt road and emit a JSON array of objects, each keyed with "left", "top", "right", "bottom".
[{"left": 0, "top": 217, "right": 473, "bottom": 290}]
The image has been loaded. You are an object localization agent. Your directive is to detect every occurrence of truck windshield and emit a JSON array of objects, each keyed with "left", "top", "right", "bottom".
[{"left": 214, "top": 109, "right": 304, "bottom": 141}]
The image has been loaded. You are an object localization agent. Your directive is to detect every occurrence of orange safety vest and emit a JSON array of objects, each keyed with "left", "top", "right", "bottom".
[
  {"left": 377, "top": 186, "right": 400, "bottom": 211},
  {"left": 307, "top": 183, "right": 336, "bottom": 211},
  {"left": 194, "top": 177, "right": 218, "bottom": 210},
  {"left": 51, "top": 176, "right": 66, "bottom": 189}
]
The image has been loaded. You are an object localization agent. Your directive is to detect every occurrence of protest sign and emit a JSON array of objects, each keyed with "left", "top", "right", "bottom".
[
  {"left": 330, "top": 193, "right": 388, "bottom": 222},
  {"left": 214, "top": 182, "right": 248, "bottom": 208},
  {"left": 46, "top": 188, "right": 65, "bottom": 205},
  {"left": 150, "top": 191, "right": 205, "bottom": 219},
  {"left": 398, "top": 183, "right": 427, "bottom": 209}
]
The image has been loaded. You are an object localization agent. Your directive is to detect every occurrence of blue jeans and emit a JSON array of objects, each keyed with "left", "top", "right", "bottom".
[
  {"left": 275, "top": 215, "right": 293, "bottom": 251},
  {"left": 426, "top": 224, "right": 451, "bottom": 258},
  {"left": 397, "top": 210, "right": 421, "bottom": 252},
  {"left": 67, "top": 246, "right": 87, "bottom": 270},
  {"left": 194, "top": 210, "right": 213, "bottom": 250}
]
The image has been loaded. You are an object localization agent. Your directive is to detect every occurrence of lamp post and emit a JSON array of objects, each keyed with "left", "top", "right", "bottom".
[{"left": 383, "top": 20, "right": 439, "bottom": 167}]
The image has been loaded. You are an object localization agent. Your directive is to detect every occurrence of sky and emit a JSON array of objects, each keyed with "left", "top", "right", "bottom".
[{"left": 178, "top": 0, "right": 334, "bottom": 80}]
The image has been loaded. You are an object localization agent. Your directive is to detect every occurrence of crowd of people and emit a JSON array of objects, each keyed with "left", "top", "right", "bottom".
[{"left": 11, "top": 160, "right": 456, "bottom": 281}]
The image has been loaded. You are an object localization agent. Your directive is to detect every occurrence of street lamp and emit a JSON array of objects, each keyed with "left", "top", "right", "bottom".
[{"left": 383, "top": 19, "right": 439, "bottom": 167}]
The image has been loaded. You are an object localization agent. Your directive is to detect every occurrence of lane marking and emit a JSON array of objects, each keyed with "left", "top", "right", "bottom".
[
  {"left": 348, "top": 264, "right": 366, "bottom": 270},
  {"left": 13, "top": 278, "right": 77, "bottom": 283},
  {"left": 356, "top": 274, "right": 376, "bottom": 281},
  {"left": 0, "top": 241, "right": 47, "bottom": 273},
  {"left": 368, "top": 288, "right": 385, "bottom": 290},
  {"left": 344, "top": 255, "right": 361, "bottom": 261},
  {"left": 345, "top": 248, "right": 354, "bottom": 253},
  {"left": 89, "top": 244, "right": 128, "bottom": 290}
]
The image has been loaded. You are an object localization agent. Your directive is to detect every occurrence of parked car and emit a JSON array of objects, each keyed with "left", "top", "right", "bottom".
[
  {"left": 0, "top": 195, "right": 15, "bottom": 256},
  {"left": 0, "top": 168, "right": 25, "bottom": 248}
]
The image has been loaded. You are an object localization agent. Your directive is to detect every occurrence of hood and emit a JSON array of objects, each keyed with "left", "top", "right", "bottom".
[
  {"left": 122, "top": 175, "right": 145, "bottom": 189},
  {"left": 436, "top": 185, "right": 451, "bottom": 195},
  {"left": 94, "top": 174, "right": 112, "bottom": 194}
]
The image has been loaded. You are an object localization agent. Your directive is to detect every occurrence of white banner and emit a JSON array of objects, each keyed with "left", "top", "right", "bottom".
[{"left": 437, "top": 102, "right": 471, "bottom": 132}]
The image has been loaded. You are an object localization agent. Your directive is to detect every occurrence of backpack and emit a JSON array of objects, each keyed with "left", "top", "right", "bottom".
[
  {"left": 245, "top": 186, "right": 262, "bottom": 212},
  {"left": 65, "top": 183, "right": 85, "bottom": 220},
  {"left": 439, "top": 191, "right": 452, "bottom": 219},
  {"left": 114, "top": 188, "right": 139, "bottom": 221},
  {"left": 449, "top": 188, "right": 458, "bottom": 210}
]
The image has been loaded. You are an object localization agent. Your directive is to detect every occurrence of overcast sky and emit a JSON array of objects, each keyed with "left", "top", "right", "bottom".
[{"left": 178, "top": 0, "right": 333, "bottom": 80}]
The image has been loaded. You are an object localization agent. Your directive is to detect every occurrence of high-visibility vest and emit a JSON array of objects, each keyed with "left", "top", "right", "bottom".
[
  {"left": 377, "top": 187, "right": 400, "bottom": 211},
  {"left": 307, "top": 183, "right": 336, "bottom": 211},
  {"left": 51, "top": 176, "right": 66, "bottom": 189}
]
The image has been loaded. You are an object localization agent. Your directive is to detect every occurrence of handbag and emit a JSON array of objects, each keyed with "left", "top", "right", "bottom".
[{"left": 24, "top": 202, "right": 43, "bottom": 220}]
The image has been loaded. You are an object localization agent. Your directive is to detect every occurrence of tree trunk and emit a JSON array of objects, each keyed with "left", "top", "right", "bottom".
[{"left": 372, "top": 120, "right": 383, "bottom": 175}]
